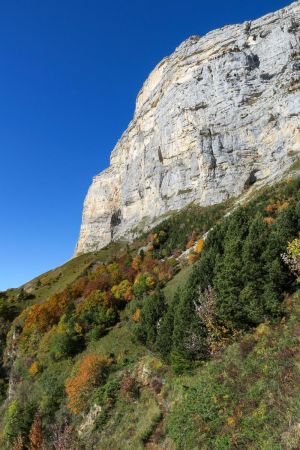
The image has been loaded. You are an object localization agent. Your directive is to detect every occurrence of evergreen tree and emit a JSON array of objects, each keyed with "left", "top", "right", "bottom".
[
  {"left": 213, "top": 208, "right": 250, "bottom": 328},
  {"left": 261, "top": 207, "right": 298, "bottom": 315},
  {"left": 155, "top": 293, "right": 177, "bottom": 361},
  {"left": 237, "top": 214, "right": 270, "bottom": 325},
  {"left": 170, "top": 286, "right": 207, "bottom": 372},
  {"left": 134, "top": 289, "right": 167, "bottom": 349}
]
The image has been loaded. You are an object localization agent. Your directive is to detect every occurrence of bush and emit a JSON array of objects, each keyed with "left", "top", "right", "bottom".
[
  {"left": 3, "top": 398, "right": 36, "bottom": 446},
  {"left": 38, "top": 360, "right": 72, "bottom": 417},
  {"left": 65, "top": 355, "right": 112, "bottom": 413}
]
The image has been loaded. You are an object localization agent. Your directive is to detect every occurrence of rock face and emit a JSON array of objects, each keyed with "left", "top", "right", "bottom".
[{"left": 75, "top": 2, "right": 300, "bottom": 255}]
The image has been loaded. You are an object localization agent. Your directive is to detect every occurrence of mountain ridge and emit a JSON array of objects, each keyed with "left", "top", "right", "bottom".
[{"left": 75, "top": 1, "right": 300, "bottom": 256}]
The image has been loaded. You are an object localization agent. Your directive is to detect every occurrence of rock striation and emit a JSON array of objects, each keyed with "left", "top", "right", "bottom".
[{"left": 75, "top": 1, "right": 300, "bottom": 255}]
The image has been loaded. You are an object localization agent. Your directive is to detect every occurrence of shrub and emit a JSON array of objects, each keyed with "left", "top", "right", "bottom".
[
  {"left": 282, "top": 234, "right": 300, "bottom": 279},
  {"left": 119, "top": 371, "right": 139, "bottom": 401},
  {"left": 38, "top": 360, "right": 72, "bottom": 417},
  {"left": 96, "top": 378, "right": 119, "bottom": 409},
  {"left": 38, "top": 324, "right": 84, "bottom": 364},
  {"left": 111, "top": 279, "right": 132, "bottom": 302},
  {"left": 28, "top": 413, "right": 43, "bottom": 450},
  {"left": 65, "top": 355, "right": 112, "bottom": 413},
  {"left": 3, "top": 399, "right": 36, "bottom": 446}
]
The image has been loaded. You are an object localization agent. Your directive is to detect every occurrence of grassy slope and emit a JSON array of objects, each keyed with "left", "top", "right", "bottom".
[
  {"left": 88, "top": 291, "right": 300, "bottom": 450},
  {"left": 2, "top": 176, "right": 300, "bottom": 449},
  {"left": 165, "top": 292, "right": 300, "bottom": 450},
  {"left": 7, "top": 241, "right": 127, "bottom": 305},
  {"left": 163, "top": 264, "right": 193, "bottom": 303}
]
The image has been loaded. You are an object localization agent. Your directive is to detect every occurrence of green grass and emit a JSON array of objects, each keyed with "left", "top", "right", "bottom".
[
  {"left": 163, "top": 264, "right": 193, "bottom": 303},
  {"left": 85, "top": 321, "right": 146, "bottom": 364},
  {"left": 96, "top": 388, "right": 161, "bottom": 450},
  {"left": 166, "top": 292, "right": 300, "bottom": 449},
  {"left": 82, "top": 290, "right": 300, "bottom": 449}
]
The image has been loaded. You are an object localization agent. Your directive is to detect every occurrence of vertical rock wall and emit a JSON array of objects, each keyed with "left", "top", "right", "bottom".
[{"left": 76, "top": 2, "right": 300, "bottom": 255}]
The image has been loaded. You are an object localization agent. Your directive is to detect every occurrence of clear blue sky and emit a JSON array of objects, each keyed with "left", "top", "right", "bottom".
[{"left": 0, "top": 0, "right": 291, "bottom": 290}]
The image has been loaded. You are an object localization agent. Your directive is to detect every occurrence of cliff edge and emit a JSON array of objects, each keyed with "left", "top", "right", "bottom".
[{"left": 75, "top": 1, "right": 300, "bottom": 255}]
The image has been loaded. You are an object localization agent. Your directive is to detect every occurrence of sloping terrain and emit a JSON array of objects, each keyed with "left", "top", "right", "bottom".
[{"left": 1, "top": 176, "right": 300, "bottom": 449}]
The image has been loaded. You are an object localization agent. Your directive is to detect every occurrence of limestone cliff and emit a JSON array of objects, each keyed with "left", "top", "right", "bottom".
[{"left": 75, "top": 1, "right": 300, "bottom": 255}]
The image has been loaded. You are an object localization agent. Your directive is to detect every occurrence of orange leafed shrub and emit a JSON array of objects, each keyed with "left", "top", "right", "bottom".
[
  {"left": 264, "top": 199, "right": 289, "bottom": 214},
  {"left": 131, "top": 255, "right": 142, "bottom": 271},
  {"left": 29, "top": 413, "right": 43, "bottom": 450},
  {"left": 195, "top": 239, "right": 204, "bottom": 254},
  {"left": 186, "top": 231, "right": 196, "bottom": 249},
  {"left": 65, "top": 355, "right": 112, "bottom": 413},
  {"left": 188, "top": 252, "right": 199, "bottom": 265},
  {"left": 140, "top": 254, "right": 157, "bottom": 272},
  {"left": 23, "top": 291, "right": 71, "bottom": 334},
  {"left": 132, "top": 308, "right": 141, "bottom": 322},
  {"left": 278, "top": 199, "right": 289, "bottom": 210},
  {"left": 28, "top": 362, "right": 39, "bottom": 377},
  {"left": 264, "top": 203, "right": 276, "bottom": 213},
  {"left": 12, "top": 435, "right": 24, "bottom": 450},
  {"left": 263, "top": 216, "right": 275, "bottom": 225}
]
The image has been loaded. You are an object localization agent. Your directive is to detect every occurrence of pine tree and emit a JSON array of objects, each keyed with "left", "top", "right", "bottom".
[
  {"left": 261, "top": 207, "right": 298, "bottom": 315},
  {"left": 170, "top": 286, "right": 207, "bottom": 373},
  {"left": 134, "top": 289, "right": 167, "bottom": 349},
  {"left": 213, "top": 208, "right": 250, "bottom": 328},
  {"left": 237, "top": 214, "right": 270, "bottom": 325},
  {"left": 155, "top": 293, "right": 177, "bottom": 361}
]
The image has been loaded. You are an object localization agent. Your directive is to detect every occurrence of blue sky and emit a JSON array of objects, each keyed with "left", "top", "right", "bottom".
[{"left": 0, "top": 0, "right": 291, "bottom": 290}]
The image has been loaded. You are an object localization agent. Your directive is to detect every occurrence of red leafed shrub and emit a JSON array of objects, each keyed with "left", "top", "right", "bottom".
[{"left": 119, "top": 370, "right": 139, "bottom": 401}]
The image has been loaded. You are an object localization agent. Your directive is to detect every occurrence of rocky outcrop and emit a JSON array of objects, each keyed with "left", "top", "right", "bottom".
[{"left": 75, "top": 2, "right": 300, "bottom": 255}]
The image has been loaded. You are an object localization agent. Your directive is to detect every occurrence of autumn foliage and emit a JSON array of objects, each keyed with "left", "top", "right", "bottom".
[
  {"left": 195, "top": 239, "right": 204, "bottom": 254},
  {"left": 65, "top": 355, "right": 112, "bottom": 413},
  {"left": 28, "top": 413, "right": 43, "bottom": 450}
]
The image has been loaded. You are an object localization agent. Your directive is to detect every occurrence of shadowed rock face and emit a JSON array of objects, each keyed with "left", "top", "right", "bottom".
[{"left": 75, "top": 2, "right": 300, "bottom": 255}]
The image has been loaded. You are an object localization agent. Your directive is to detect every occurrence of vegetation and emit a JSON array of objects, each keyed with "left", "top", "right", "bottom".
[
  {"left": 147, "top": 201, "right": 231, "bottom": 259},
  {"left": 167, "top": 291, "right": 300, "bottom": 449},
  {"left": 128, "top": 179, "right": 300, "bottom": 373},
  {"left": 0, "top": 177, "right": 300, "bottom": 448}
]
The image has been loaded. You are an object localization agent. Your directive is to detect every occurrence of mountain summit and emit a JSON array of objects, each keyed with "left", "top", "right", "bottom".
[{"left": 76, "top": 1, "right": 300, "bottom": 255}]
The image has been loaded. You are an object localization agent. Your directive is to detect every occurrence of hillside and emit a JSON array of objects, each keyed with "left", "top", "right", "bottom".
[
  {"left": 1, "top": 176, "right": 300, "bottom": 449},
  {"left": 1, "top": 3, "right": 300, "bottom": 449}
]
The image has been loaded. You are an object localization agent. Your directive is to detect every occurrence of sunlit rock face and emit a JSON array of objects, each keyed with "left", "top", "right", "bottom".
[{"left": 75, "top": 1, "right": 300, "bottom": 255}]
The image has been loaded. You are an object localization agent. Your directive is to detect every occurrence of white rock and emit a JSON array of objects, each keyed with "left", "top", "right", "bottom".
[{"left": 75, "top": 2, "right": 300, "bottom": 255}]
